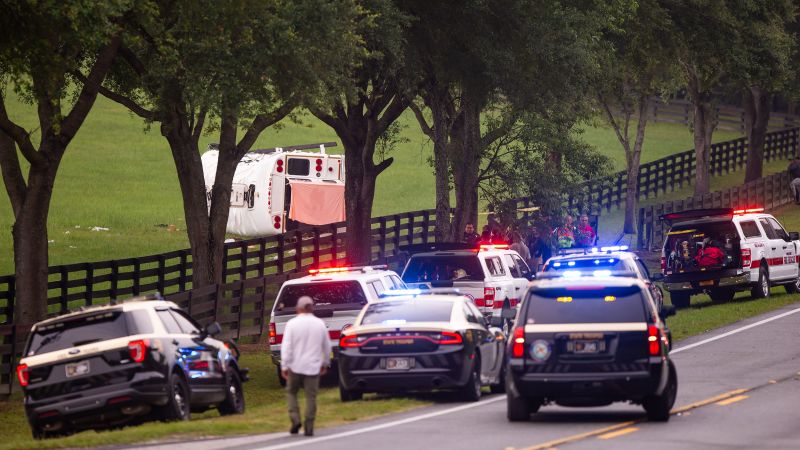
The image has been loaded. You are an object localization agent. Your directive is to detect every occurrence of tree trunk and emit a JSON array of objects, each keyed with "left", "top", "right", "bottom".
[
  {"left": 690, "top": 96, "right": 714, "bottom": 196},
  {"left": 427, "top": 89, "right": 453, "bottom": 242},
  {"left": 12, "top": 162, "right": 59, "bottom": 324},
  {"left": 162, "top": 113, "right": 214, "bottom": 288},
  {"left": 449, "top": 99, "right": 481, "bottom": 238},
  {"left": 623, "top": 97, "right": 650, "bottom": 234},
  {"left": 339, "top": 132, "right": 381, "bottom": 265},
  {"left": 743, "top": 86, "right": 771, "bottom": 183}
]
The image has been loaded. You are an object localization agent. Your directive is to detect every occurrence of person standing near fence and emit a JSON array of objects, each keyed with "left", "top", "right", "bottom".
[
  {"left": 788, "top": 157, "right": 800, "bottom": 204},
  {"left": 281, "top": 296, "right": 331, "bottom": 436}
]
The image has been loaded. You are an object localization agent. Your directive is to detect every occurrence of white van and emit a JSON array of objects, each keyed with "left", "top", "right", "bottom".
[{"left": 202, "top": 142, "right": 345, "bottom": 237}]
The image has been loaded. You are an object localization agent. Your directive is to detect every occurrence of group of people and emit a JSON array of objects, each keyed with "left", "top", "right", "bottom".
[{"left": 462, "top": 213, "right": 597, "bottom": 272}]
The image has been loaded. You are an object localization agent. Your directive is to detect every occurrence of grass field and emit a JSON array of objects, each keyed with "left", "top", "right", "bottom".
[{"left": 0, "top": 90, "right": 741, "bottom": 275}]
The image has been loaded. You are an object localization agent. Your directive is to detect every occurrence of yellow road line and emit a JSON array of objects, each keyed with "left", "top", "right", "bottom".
[
  {"left": 597, "top": 426, "right": 639, "bottom": 440},
  {"left": 671, "top": 388, "right": 749, "bottom": 414},
  {"left": 518, "top": 421, "right": 637, "bottom": 450},
  {"left": 519, "top": 388, "right": 750, "bottom": 450},
  {"left": 716, "top": 394, "right": 749, "bottom": 406}
]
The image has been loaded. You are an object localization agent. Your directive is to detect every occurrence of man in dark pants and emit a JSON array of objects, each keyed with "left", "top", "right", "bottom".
[
  {"left": 281, "top": 296, "right": 331, "bottom": 436},
  {"left": 789, "top": 157, "right": 800, "bottom": 204}
]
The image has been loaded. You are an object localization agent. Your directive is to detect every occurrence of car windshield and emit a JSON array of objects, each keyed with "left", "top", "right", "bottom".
[
  {"left": 275, "top": 281, "right": 367, "bottom": 315},
  {"left": 360, "top": 300, "right": 454, "bottom": 325},
  {"left": 26, "top": 310, "right": 148, "bottom": 356},
  {"left": 402, "top": 255, "right": 484, "bottom": 282},
  {"left": 664, "top": 220, "right": 739, "bottom": 273},
  {"left": 524, "top": 286, "right": 647, "bottom": 324}
]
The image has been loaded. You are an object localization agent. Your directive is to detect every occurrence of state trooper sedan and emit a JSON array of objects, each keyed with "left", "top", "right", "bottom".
[
  {"left": 505, "top": 276, "right": 678, "bottom": 422},
  {"left": 337, "top": 290, "right": 507, "bottom": 402}
]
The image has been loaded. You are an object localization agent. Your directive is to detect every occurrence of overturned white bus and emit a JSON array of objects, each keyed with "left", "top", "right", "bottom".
[{"left": 201, "top": 142, "right": 345, "bottom": 237}]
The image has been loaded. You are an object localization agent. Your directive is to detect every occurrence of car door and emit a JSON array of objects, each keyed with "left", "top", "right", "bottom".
[
  {"left": 758, "top": 218, "right": 791, "bottom": 280},
  {"left": 484, "top": 255, "right": 512, "bottom": 308},
  {"left": 463, "top": 303, "right": 498, "bottom": 381},
  {"left": 634, "top": 258, "right": 664, "bottom": 311},
  {"left": 166, "top": 308, "right": 226, "bottom": 391},
  {"left": 509, "top": 254, "right": 532, "bottom": 306},
  {"left": 764, "top": 217, "right": 797, "bottom": 280}
]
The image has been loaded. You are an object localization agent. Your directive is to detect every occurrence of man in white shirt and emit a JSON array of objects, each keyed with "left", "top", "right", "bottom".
[{"left": 281, "top": 296, "right": 331, "bottom": 436}]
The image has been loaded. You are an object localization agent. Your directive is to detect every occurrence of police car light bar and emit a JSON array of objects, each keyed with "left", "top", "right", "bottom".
[
  {"left": 598, "top": 245, "right": 628, "bottom": 252},
  {"left": 479, "top": 244, "right": 510, "bottom": 251},
  {"left": 309, "top": 265, "right": 388, "bottom": 275},
  {"left": 733, "top": 207, "right": 765, "bottom": 215}
]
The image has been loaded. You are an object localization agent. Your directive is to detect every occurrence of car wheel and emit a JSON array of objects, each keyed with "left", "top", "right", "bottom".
[
  {"left": 339, "top": 384, "right": 363, "bottom": 402},
  {"left": 506, "top": 392, "right": 531, "bottom": 422},
  {"left": 276, "top": 365, "right": 286, "bottom": 387},
  {"left": 459, "top": 360, "right": 482, "bottom": 402},
  {"left": 490, "top": 362, "right": 506, "bottom": 394},
  {"left": 709, "top": 288, "right": 735, "bottom": 303},
  {"left": 670, "top": 292, "right": 690, "bottom": 309},
  {"left": 643, "top": 361, "right": 678, "bottom": 422},
  {"left": 785, "top": 273, "right": 800, "bottom": 294},
  {"left": 751, "top": 267, "right": 770, "bottom": 299},
  {"left": 218, "top": 371, "right": 245, "bottom": 415},
  {"left": 159, "top": 373, "right": 191, "bottom": 422}
]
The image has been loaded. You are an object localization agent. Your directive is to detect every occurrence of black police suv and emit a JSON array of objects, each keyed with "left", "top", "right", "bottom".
[
  {"left": 505, "top": 276, "right": 678, "bottom": 422},
  {"left": 16, "top": 295, "right": 248, "bottom": 438}
]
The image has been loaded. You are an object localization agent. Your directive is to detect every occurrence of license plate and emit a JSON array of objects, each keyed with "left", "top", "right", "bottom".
[
  {"left": 569, "top": 340, "right": 603, "bottom": 354},
  {"left": 699, "top": 280, "right": 715, "bottom": 286},
  {"left": 385, "top": 357, "right": 412, "bottom": 370},
  {"left": 65, "top": 360, "right": 90, "bottom": 378}
]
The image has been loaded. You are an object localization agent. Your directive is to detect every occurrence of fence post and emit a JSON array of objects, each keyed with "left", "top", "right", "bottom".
[
  {"left": 330, "top": 224, "right": 339, "bottom": 266},
  {"left": 422, "top": 211, "right": 431, "bottom": 243},
  {"left": 132, "top": 258, "right": 141, "bottom": 296},
  {"left": 85, "top": 263, "right": 94, "bottom": 307},
  {"left": 236, "top": 281, "right": 244, "bottom": 341},
  {"left": 294, "top": 230, "right": 303, "bottom": 272},
  {"left": 276, "top": 234, "right": 285, "bottom": 274},
  {"left": 636, "top": 208, "right": 645, "bottom": 249},
  {"left": 157, "top": 254, "right": 165, "bottom": 294},
  {"left": 179, "top": 250, "right": 188, "bottom": 292},
  {"left": 312, "top": 227, "right": 320, "bottom": 268},
  {"left": 59, "top": 266, "right": 68, "bottom": 314}
]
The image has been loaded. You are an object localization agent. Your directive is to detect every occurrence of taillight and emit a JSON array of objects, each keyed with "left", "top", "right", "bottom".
[
  {"left": 512, "top": 327, "right": 525, "bottom": 358},
  {"left": 438, "top": 331, "right": 463, "bottom": 345},
  {"left": 273, "top": 215, "right": 281, "bottom": 230},
  {"left": 484, "top": 287, "right": 495, "bottom": 307},
  {"left": 16, "top": 363, "right": 29, "bottom": 387},
  {"left": 648, "top": 325, "right": 661, "bottom": 356},
  {"left": 741, "top": 248, "right": 752, "bottom": 268},
  {"left": 128, "top": 339, "right": 149, "bottom": 363},
  {"left": 276, "top": 159, "right": 284, "bottom": 173},
  {"left": 340, "top": 334, "right": 363, "bottom": 348},
  {"left": 660, "top": 256, "right": 666, "bottom": 272},
  {"left": 189, "top": 360, "right": 210, "bottom": 371},
  {"left": 269, "top": 322, "right": 277, "bottom": 345}
]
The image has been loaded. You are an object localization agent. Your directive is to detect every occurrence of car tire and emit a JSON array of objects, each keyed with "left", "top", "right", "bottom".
[
  {"left": 339, "top": 384, "right": 363, "bottom": 402},
  {"left": 159, "top": 373, "right": 191, "bottom": 422},
  {"left": 751, "top": 267, "right": 770, "bottom": 299},
  {"left": 709, "top": 288, "right": 735, "bottom": 303},
  {"left": 459, "top": 360, "right": 482, "bottom": 402},
  {"left": 490, "top": 363, "right": 506, "bottom": 394},
  {"left": 670, "top": 292, "right": 690, "bottom": 309},
  {"left": 218, "top": 371, "right": 245, "bottom": 416},
  {"left": 643, "top": 361, "right": 678, "bottom": 422},
  {"left": 784, "top": 274, "right": 800, "bottom": 294},
  {"left": 276, "top": 366, "right": 286, "bottom": 387},
  {"left": 506, "top": 393, "right": 531, "bottom": 422}
]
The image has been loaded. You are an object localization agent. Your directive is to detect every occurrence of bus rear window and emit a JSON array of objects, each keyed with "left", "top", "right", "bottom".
[{"left": 287, "top": 158, "right": 310, "bottom": 176}]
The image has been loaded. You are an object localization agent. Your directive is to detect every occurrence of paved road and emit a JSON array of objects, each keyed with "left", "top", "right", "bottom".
[{"left": 130, "top": 305, "right": 800, "bottom": 450}]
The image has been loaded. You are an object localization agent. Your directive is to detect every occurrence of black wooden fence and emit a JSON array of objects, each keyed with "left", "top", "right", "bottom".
[
  {"left": 566, "top": 128, "right": 798, "bottom": 214},
  {"left": 636, "top": 171, "right": 795, "bottom": 251}
]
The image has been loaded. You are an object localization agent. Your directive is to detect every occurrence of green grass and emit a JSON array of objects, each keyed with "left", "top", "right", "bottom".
[
  {"left": 0, "top": 349, "right": 428, "bottom": 450},
  {"left": 0, "top": 89, "right": 744, "bottom": 275}
]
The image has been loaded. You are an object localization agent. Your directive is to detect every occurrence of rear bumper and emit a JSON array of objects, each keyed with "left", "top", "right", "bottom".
[
  {"left": 664, "top": 271, "right": 751, "bottom": 292},
  {"left": 509, "top": 361, "right": 667, "bottom": 402},
  {"left": 24, "top": 371, "right": 169, "bottom": 430},
  {"left": 338, "top": 349, "right": 471, "bottom": 392}
]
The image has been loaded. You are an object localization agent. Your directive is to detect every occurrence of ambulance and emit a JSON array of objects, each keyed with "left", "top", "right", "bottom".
[{"left": 201, "top": 142, "right": 345, "bottom": 237}]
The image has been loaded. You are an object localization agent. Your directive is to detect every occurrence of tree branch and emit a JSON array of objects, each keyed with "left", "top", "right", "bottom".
[
  {"left": 192, "top": 107, "right": 207, "bottom": 146},
  {"left": 376, "top": 94, "right": 408, "bottom": 136},
  {"left": 72, "top": 70, "right": 155, "bottom": 120},
  {"left": 408, "top": 100, "right": 434, "bottom": 138},
  {"left": 236, "top": 101, "right": 296, "bottom": 155},
  {"left": 599, "top": 96, "right": 630, "bottom": 154},
  {"left": 60, "top": 35, "right": 122, "bottom": 144},
  {"left": 0, "top": 128, "right": 27, "bottom": 217},
  {"left": 118, "top": 45, "right": 147, "bottom": 76},
  {"left": 0, "top": 93, "right": 43, "bottom": 165}
]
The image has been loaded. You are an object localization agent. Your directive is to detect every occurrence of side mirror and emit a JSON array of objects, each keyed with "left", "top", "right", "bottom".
[
  {"left": 204, "top": 321, "right": 222, "bottom": 337},
  {"left": 789, "top": 231, "right": 799, "bottom": 241},
  {"left": 659, "top": 305, "right": 676, "bottom": 320},
  {"left": 650, "top": 272, "right": 664, "bottom": 282},
  {"left": 526, "top": 273, "right": 536, "bottom": 281}
]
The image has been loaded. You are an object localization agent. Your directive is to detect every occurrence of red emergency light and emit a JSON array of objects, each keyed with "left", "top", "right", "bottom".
[
  {"left": 309, "top": 265, "right": 388, "bottom": 275},
  {"left": 479, "top": 244, "right": 510, "bottom": 251},
  {"left": 732, "top": 207, "right": 765, "bottom": 215},
  {"left": 309, "top": 267, "right": 350, "bottom": 275}
]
